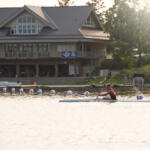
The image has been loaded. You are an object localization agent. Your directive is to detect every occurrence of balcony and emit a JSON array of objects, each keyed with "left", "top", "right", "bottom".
[{"left": 0, "top": 49, "right": 98, "bottom": 59}]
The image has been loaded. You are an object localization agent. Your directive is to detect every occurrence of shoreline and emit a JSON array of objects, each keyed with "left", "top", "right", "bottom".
[{"left": 0, "top": 84, "right": 148, "bottom": 96}]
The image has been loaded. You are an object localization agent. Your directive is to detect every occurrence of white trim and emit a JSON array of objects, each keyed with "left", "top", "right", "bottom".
[{"left": 10, "top": 15, "right": 43, "bottom": 35}]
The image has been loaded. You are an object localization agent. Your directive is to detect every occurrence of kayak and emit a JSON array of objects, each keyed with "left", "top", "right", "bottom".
[{"left": 59, "top": 99, "right": 150, "bottom": 103}]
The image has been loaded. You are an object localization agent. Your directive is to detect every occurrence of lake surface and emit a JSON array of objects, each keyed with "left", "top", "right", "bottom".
[{"left": 0, "top": 95, "right": 150, "bottom": 150}]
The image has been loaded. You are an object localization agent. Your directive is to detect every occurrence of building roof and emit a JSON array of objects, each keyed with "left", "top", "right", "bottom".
[
  {"left": 0, "top": 5, "right": 58, "bottom": 29},
  {"left": 80, "top": 29, "right": 109, "bottom": 40},
  {"left": 0, "top": 5, "right": 109, "bottom": 42}
]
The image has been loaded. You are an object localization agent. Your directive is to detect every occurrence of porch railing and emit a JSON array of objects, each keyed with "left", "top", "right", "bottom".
[{"left": 0, "top": 50, "right": 98, "bottom": 59}]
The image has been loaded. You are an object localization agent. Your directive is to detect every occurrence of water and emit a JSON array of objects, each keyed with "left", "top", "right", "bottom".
[{"left": 0, "top": 95, "right": 150, "bottom": 150}]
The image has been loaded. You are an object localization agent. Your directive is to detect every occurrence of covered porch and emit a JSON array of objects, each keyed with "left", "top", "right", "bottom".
[{"left": 0, "top": 58, "right": 96, "bottom": 79}]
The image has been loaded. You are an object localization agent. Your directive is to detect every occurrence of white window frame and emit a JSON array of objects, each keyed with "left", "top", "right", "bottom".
[{"left": 10, "top": 15, "right": 42, "bottom": 35}]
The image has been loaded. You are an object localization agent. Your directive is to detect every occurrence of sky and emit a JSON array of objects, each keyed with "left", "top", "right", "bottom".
[{"left": 0, "top": 0, "right": 114, "bottom": 9}]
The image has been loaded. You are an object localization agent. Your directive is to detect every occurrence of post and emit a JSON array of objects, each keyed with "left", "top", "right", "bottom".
[
  {"left": 74, "top": 61, "right": 76, "bottom": 76},
  {"left": 36, "top": 64, "right": 39, "bottom": 77},
  {"left": 81, "top": 43, "right": 84, "bottom": 57},
  {"left": 55, "top": 64, "right": 58, "bottom": 77},
  {"left": 16, "top": 64, "right": 20, "bottom": 77}
]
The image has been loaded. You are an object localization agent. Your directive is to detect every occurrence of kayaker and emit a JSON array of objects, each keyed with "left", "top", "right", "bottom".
[{"left": 96, "top": 84, "right": 116, "bottom": 100}]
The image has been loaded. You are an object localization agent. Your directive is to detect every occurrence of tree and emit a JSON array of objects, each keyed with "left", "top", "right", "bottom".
[
  {"left": 86, "top": 0, "right": 105, "bottom": 22},
  {"left": 134, "top": 9, "right": 150, "bottom": 65},
  {"left": 129, "top": 0, "right": 150, "bottom": 10},
  {"left": 104, "top": 0, "right": 150, "bottom": 66},
  {"left": 57, "top": 0, "right": 74, "bottom": 6}
]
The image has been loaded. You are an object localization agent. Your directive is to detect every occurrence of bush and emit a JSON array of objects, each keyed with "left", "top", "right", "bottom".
[
  {"left": 122, "top": 65, "right": 150, "bottom": 83},
  {"left": 101, "top": 59, "right": 122, "bottom": 70},
  {"left": 141, "top": 53, "right": 150, "bottom": 65},
  {"left": 101, "top": 56, "right": 137, "bottom": 70}
]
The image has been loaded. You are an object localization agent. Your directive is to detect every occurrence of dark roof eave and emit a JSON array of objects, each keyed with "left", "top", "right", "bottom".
[{"left": 0, "top": 37, "right": 110, "bottom": 43}]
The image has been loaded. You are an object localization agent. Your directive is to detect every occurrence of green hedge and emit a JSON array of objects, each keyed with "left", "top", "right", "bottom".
[{"left": 101, "top": 57, "right": 137, "bottom": 70}]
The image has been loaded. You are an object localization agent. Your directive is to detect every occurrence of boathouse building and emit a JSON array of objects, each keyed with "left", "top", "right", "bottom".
[{"left": 0, "top": 5, "right": 109, "bottom": 84}]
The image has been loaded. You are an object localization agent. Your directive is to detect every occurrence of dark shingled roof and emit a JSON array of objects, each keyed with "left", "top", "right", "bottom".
[
  {"left": 0, "top": 7, "right": 21, "bottom": 25},
  {"left": 0, "top": 5, "right": 109, "bottom": 41},
  {"left": 43, "top": 6, "right": 93, "bottom": 35}
]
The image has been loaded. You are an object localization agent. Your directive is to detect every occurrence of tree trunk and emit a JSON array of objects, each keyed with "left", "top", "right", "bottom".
[
  {"left": 137, "top": 50, "right": 142, "bottom": 66},
  {"left": 137, "top": 41, "right": 142, "bottom": 66}
]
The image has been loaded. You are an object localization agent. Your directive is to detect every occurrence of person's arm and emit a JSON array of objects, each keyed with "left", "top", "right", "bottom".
[
  {"left": 96, "top": 92, "right": 109, "bottom": 99},
  {"left": 98, "top": 92, "right": 109, "bottom": 96}
]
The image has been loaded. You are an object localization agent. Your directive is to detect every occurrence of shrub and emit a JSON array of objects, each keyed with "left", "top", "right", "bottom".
[{"left": 101, "top": 56, "right": 137, "bottom": 70}]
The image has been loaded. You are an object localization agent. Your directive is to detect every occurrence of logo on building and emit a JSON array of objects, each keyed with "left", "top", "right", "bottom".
[{"left": 61, "top": 51, "right": 77, "bottom": 59}]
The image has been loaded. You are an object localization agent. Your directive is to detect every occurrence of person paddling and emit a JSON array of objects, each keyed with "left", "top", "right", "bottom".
[{"left": 96, "top": 84, "right": 117, "bottom": 100}]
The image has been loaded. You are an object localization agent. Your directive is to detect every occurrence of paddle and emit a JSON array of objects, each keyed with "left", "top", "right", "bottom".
[{"left": 94, "top": 84, "right": 105, "bottom": 100}]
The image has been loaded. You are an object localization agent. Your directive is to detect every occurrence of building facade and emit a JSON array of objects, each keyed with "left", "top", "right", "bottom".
[{"left": 0, "top": 5, "right": 109, "bottom": 84}]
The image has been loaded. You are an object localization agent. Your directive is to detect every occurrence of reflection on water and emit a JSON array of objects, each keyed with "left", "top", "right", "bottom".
[{"left": 0, "top": 95, "right": 150, "bottom": 150}]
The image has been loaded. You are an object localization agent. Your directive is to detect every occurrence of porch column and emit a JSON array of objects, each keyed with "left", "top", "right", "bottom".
[
  {"left": 74, "top": 61, "right": 77, "bottom": 76},
  {"left": 55, "top": 64, "right": 58, "bottom": 77},
  {"left": 81, "top": 43, "right": 84, "bottom": 56},
  {"left": 36, "top": 64, "right": 39, "bottom": 77},
  {"left": 16, "top": 64, "right": 20, "bottom": 77}
]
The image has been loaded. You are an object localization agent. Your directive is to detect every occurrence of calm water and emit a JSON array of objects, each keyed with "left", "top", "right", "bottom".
[{"left": 0, "top": 95, "right": 150, "bottom": 150}]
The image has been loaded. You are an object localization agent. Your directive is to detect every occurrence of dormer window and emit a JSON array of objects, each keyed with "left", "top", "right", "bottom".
[
  {"left": 10, "top": 15, "right": 42, "bottom": 35},
  {"left": 85, "top": 15, "right": 94, "bottom": 25},
  {"left": 83, "top": 13, "right": 100, "bottom": 28}
]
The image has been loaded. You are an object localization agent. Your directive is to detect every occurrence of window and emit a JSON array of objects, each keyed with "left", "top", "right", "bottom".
[
  {"left": 57, "top": 44, "right": 76, "bottom": 52},
  {"left": 32, "top": 17, "right": 35, "bottom": 23},
  {"left": 10, "top": 15, "right": 42, "bottom": 35},
  {"left": 19, "top": 25, "right": 22, "bottom": 33},
  {"left": 84, "top": 14, "right": 98, "bottom": 27},
  {"left": 38, "top": 43, "right": 49, "bottom": 57},
  {"left": 18, "top": 17, "right": 22, "bottom": 23},
  {"left": 5, "top": 44, "right": 18, "bottom": 57},
  {"left": 23, "top": 16, "right": 26, "bottom": 23},
  {"left": 19, "top": 44, "right": 33, "bottom": 57},
  {"left": 4, "top": 43, "right": 50, "bottom": 58},
  {"left": 23, "top": 25, "right": 26, "bottom": 33},
  {"left": 27, "top": 25, "right": 31, "bottom": 33},
  {"left": 27, "top": 16, "right": 31, "bottom": 23},
  {"left": 12, "top": 26, "right": 16, "bottom": 34},
  {"left": 32, "top": 25, "right": 36, "bottom": 33}
]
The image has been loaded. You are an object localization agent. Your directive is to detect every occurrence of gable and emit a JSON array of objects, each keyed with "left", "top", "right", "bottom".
[
  {"left": 6, "top": 11, "right": 45, "bottom": 27},
  {"left": 0, "top": 5, "right": 58, "bottom": 30},
  {"left": 82, "top": 11, "right": 103, "bottom": 29},
  {"left": 6, "top": 11, "right": 46, "bottom": 35}
]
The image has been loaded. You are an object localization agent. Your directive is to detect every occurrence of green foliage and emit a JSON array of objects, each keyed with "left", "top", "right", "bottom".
[
  {"left": 113, "top": 41, "right": 134, "bottom": 57},
  {"left": 122, "top": 65, "right": 150, "bottom": 82},
  {"left": 86, "top": 0, "right": 105, "bottom": 23},
  {"left": 79, "top": 75, "right": 126, "bottom": 85},
  {"left": 77, "top": 75, "right": 126, "bottom": 85},
  {"left": 105, "top": 0, "right": 137, "bottom": 43},
  {"left": 104, "top": 0, "right": 150, "bottom": 66},
  {"left": 121, "top": 56, "right": 137, "bottom": 69},
  {"left": 104, "top": 74, "right": 125, "bottom": 84},
  {"left": 77, "top": 77, "right": 104, "bottom": 85},
  {"left": 142, "top": 53, "right": 150, "bottom": 65},
  {"left": 101, "top": 59, "right": 122, "bottom": 70},
  {"left": 101, "top": 56, "right": 137, "bottom": 70}
]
